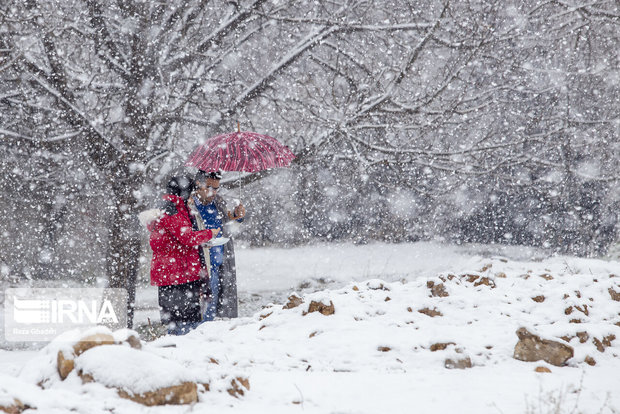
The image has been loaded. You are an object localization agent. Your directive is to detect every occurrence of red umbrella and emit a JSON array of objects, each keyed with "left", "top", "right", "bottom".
[{"left": 185, "top": 126, "right": 295, "bottom": 172}]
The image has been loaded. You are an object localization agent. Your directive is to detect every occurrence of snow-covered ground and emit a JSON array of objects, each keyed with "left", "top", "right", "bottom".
[
  {"left": 135, "top": 241, "right": 551, "bottom": 325},
  {"left": 1, "top": 242, "right": 619, "bottom": 413}
]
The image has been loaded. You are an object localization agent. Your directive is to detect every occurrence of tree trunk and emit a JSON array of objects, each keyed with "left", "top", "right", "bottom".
[{"left": 107, "top": 173, "right": 143, "bottom": 328}]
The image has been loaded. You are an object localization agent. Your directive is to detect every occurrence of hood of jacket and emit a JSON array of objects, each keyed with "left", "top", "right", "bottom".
[
  {"left": 139, "top": 194, "right": 188, "bottom": 231},
  {"left": 138, "top": 209, "right": 164, "bottom": 231}
]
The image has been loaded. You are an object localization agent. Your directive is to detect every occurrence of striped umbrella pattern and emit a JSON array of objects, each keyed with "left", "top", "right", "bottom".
[{"left": 185, "top": 131, "right": 296, "bottom": 172}]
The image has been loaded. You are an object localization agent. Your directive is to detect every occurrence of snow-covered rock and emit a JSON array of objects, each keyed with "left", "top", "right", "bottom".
[
  {"left": 513, "top": 327, "right": 574, "bottom": 366},
  {"left": 76, "top": 345, "right": 198, "bottom": 405}
]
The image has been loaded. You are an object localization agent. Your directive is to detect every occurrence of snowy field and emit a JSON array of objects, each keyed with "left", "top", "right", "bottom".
[
  {"left": 1, "top": 242, "right": 620, "bottom": 413},
  {"left": 135, "top": 241, "right": 551, "bottom": 324}
]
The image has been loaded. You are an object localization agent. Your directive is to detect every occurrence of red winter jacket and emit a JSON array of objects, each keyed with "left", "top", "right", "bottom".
[{"left": 148, "top": 194, "right": 214, "bottom": 286}]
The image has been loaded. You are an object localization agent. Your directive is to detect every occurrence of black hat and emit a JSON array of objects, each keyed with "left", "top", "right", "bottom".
[
  {"left": 166, "top": 175, "right": 195, "bottom": 200},
  {"left": 196, "top": 170, "right": 222, "bottom": 181}
]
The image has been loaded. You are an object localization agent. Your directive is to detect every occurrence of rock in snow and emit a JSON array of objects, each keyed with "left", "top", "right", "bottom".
[
  {"left": 76, "top": 345, "right": 198, "bottom": 405},
  {"left": 513, "top": 327, "right": 574, "bottom": 366}
]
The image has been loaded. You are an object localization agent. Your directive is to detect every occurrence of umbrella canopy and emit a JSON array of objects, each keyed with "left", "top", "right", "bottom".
[{"left": 185, "top": 130, "right": 295, "bottom": 173}]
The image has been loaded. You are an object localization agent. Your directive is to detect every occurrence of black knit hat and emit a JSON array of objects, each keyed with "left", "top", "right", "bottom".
[{"left": 166, "top": 175, "right": 195, "bottom": 200}]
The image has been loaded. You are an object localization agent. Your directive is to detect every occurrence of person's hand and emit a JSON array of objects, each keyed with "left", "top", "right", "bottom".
[
  {"left": 233, "top": 203, "right": 246, "bottom": 219},
  {"left": 211, "top": 227, "right": 221, "bottom": 238}
]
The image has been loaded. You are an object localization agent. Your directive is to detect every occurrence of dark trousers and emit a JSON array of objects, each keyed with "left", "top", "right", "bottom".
[{"left": 158, "top": 279, "right": 201, "bottom": 335}]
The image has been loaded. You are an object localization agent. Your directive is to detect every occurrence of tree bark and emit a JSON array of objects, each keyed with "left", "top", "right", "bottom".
[{"left": 107, "top": 172, "right": 143, "bottom": 328}]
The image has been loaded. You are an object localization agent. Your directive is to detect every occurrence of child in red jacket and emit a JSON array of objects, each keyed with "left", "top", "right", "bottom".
[{"left": 141, "top": 176, "right": 219, "bottom": 335}]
